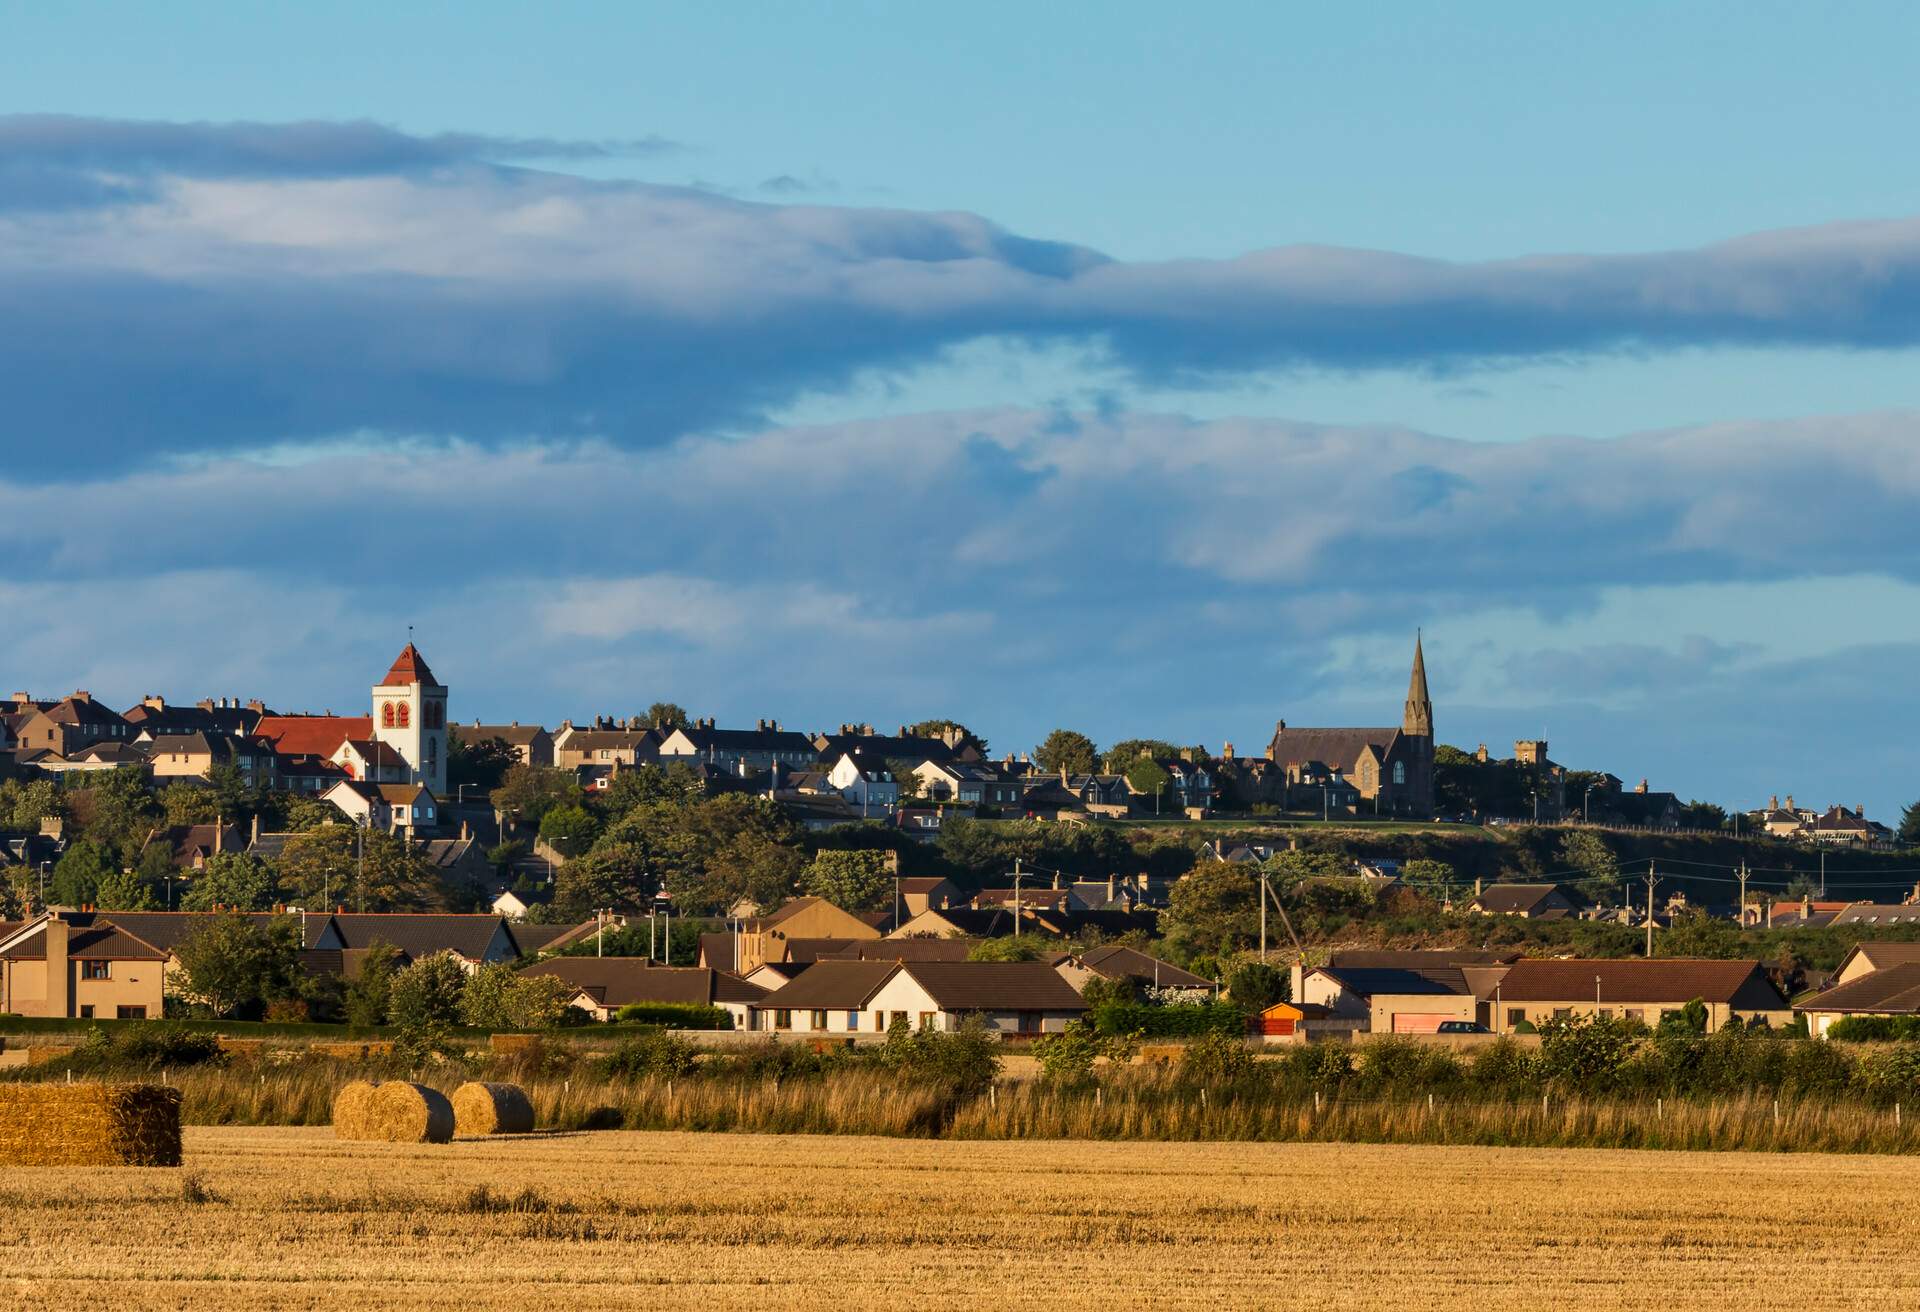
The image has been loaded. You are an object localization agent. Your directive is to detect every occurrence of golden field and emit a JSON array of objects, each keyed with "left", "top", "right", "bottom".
[{"left": 2, "top": 1127, "right": 1917, "bottom": 1310}]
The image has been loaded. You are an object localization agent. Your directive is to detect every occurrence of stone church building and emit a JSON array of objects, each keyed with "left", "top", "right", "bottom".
[{"left": 1263, "top": 636, "right": 1436, "bottom": 817}]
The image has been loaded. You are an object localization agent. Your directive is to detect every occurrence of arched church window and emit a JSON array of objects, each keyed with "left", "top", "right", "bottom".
[
  {"left": 1392, "top": 761, "right": 1406, "bottom": 785},
  {"left": 397, "top": 703, "right": 411, "bottom": 728},
  {"left": 381, "top": 702, "right": 395, "bottom": 728}
]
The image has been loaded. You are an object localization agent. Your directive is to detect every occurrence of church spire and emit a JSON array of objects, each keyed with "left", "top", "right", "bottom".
[{"left": 1403, "top": 632, "right": 1433, "bottom": 737}]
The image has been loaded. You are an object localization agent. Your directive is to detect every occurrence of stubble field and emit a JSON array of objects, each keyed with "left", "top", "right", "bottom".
[{"left": 2, "top": 1126, "right": 1915, "bottom": 1310}]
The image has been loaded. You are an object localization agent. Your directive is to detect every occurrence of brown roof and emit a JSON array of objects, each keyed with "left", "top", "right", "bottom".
[
  {"left": 380, "top": 643, "right": 440, "bottom": 687},
  {"left": 897, "top": 877, "right": 952, "bottom": 894},
  {"left": 253, "top": 715, "right": 371, "bottom": 758},
  {"left": 62, "top": 910, "right": 329, "bottom": 952},
  {"left": 1496, "top": 958, "right": 1787, "bottom": 1008},
  {"left": 1328, "top": 949, "right": 1517, "bottom": 970},
  {"left": 755, "top": 960, "right": 899, "bottom": 1010},
  {"left": 697, "top": 932, "right": 736, "bottom": 972},
  {"left": 1075, "top": 944, "right": 1212, "bottom": 990},
  {"left": 900, "top": 961, "right": 1088, "bottom": 1011},
  {"left": 822, "top": 938, "right": 977, "bottom": 963},
  {"left": 326, "top": 913, "right": 510, "bottom": 961},
  {"left": 0, "top": 916, "right": 169, "bottom": 962},
  {"left": 1842, "top": 943, "right": 1920, "bottom": 975},
  {"left": 518, "top": 959, "right": 767, "bottom": 1007},
  {"left": 460, "top": 722, "right": 548, "bottom": 745},
  {"left": 1796, "top": 962, "right": 1920, "bottom": 1015},
  {"left": 507, "top": 920, "right": 599, "bottom": 954},
  {"left": 781, "top": 938, "right": 864, "bottom": 963},
  {"left": 1472, "top": 884, "right": 1575, "bottom": 916}
]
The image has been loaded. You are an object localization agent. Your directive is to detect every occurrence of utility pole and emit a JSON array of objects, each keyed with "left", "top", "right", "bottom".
[
  {"left": 1012, "top": 858, "right": 1023, "bottom": 940},
  {"left": 1820, "top": 850, "right": 1827, "bottom": 899},
  {"left": 1737, "top": 861, "right": 1749, "bottom": 927},
  {"left": 1259, "top": 868, "right": 1268, "bottom": 962},
  {"left": 1643, "top": 861, "right": 1657, "bottom": 959}
]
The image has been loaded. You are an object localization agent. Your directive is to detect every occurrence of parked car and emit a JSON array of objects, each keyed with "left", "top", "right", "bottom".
[{"left": 1436, "top": 1021, "right": 1490, "bottom": 1035}]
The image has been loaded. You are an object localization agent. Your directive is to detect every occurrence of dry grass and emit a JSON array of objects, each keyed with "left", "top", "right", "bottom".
[{"left": 0, "top": 1126, "right": 1916, "bottom": 1309}]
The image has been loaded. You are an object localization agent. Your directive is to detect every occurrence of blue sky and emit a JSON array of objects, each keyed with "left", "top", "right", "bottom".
[{"left": 3, "top": 3, "right": 1918, "bottom": 818}]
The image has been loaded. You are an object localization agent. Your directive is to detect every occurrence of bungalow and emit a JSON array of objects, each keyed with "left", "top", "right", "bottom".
[
  {"left": 1297, "top": 950, "right": 1511, "bottom": 1033},
  {"left": 1469, "top": 883, "right": 1581, "bottom": 920},
  {"left": 517, "top": 958, "right": 767, "bottom": 1028},
  {"left": 1055, "top": 944, "right": 1211, "bottom": 994},
  {"left": 321, "top": 913, "right": 521, "bottom": 972},
  {"left": 1829, "top": 942, "right": 1920, "bottom": 987},
  {"left": 1491, "top": 957, "right": 1790, "bottom": 1034},
  {"left": 1795, "top": 963, "right": 1920, "bottom": 1038},
  {"left": 0, "top": 913, "right": 168, "bottom": 1019},
  {"left": 749, "top": 960, "right": 1087, "bottom": 1036}
]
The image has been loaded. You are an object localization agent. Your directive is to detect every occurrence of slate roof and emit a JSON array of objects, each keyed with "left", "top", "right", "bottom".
[
  {"left": 459, "top": 722, "right": 548, "bottom": 745},
  {"left": 755, "top": 960, "right": 899, "bottom": 1009},
  {"left": 0, "top": 916, "right": 170, "bottom": 962},
  {"left": 1496, "top": 958, "right": 1787, "bottom": 1008},
  {"left": 1267, "top": 727, "right": 1398, "bottom": 770},
  {"left": 518, "top": 959, "right": 768, "bottom": 1007},
  {"left": 697, "top": 932, "right": 736, "bottom": 972},
  {"left": 78, "top": 910, "right": 330, "bottom": 951},
  {"left": 899, "top": 961, "right": 1087, "bottom": 1011},
  {"left": 821, "top": 938, "right": 977, "bottom": 963},
  {"left": 1795, "top": 962, "right": 1920, "bottom": 1015},
  {"left": 1828, "top": 904, "right": 1920, "bottom": 927},
  {"left": 1472, "top": 884, "right": 1577, "bottom": 917},
  {"left": 325, "top": 913, "right": 510, "bottom": 960},
  {"left": 1074, "top": 944, "right": 1211, "bottom": 990}
]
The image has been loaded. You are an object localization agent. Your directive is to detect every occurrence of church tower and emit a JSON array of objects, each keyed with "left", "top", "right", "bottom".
[
  {"left": 1400, "top": 633, "right": 1436, "bottom": 816},
  {"left": 372, "top": 643, "right": 448, "bottom": 797},
  {"left": 1404, "top": 633, "right": 1433, "bottom": 739}
]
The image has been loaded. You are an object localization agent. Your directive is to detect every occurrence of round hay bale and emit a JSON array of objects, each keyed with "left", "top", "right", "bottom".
[
  {"left": 452, "top": 1081, "right": 534, "bottom": 1136},
  {"left": 332, "top": 1080, "right": 454, "bottom": 1143}
]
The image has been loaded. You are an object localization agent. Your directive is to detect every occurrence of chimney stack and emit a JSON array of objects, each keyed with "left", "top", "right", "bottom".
[
  {"left": 1635, "top": 779, "right": 1649, "bottom": 794},
  {"left": 45, "top": 916, "right": 71, "bottom": 1017}
]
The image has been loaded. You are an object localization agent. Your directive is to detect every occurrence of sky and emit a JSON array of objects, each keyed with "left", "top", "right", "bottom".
[{"left": 3, "top": 3, "right": 1919, "bottom": 818}]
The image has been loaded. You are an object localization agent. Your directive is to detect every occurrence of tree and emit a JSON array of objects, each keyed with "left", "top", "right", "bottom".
[
  {"left": 386, "top": 953, "right": 468, "bottom": 1028},
  {"left": 49, "top": 839, "right": 111, "bottom": 907},
  {"left": 1126, "top": 758, "right": 1172, "bottom": 809},
  {"left": 1677, "top": 800, "right": 1727, "bottom": 831},
  {"left": 447, "top": 729, "right": 517, "bottom": 796},
  {"left": 968, "top": 936, "right": 1046, "bottom": 961},
  {"left": 345, "top": 940, "right": 401, "bottom": 1027},
  {"left": 1557, "top": 830, "right": 1617, "bottom": 890},
  {"left": 93, "top": 862, "right": 155, "bottom": 911},
  {"left": 205, "top": 762, "right": 260, "bottom": 824},
  {"left": 271, "top": 792, "right": 340, "bottom": 833},
  {"left": 64, "top": 766, "right": 157, "bottom": 855},
  {"left": 459, "top": 961, "right": 570, "bottom": 1029},
  {"left": 160, "top": 781, "right": 222, "bottom": 828},
  {"left": 274, "top": 824, "right": 438, "bottom": 912},
  {"left": 538, "top": 803, "right": 600, "bottom": 858},
  {"left": 599, "top": 762, "right": 706, "bottom": 814},
  {"left": 550, "top": 842, "right": 652, "bottom": 916},
  {"left": 0, "top": 776, "right": 63, "bottom": 832},
  {"left": 490, "top": 764, "right": 582, "bottom": 828},
  {"left": 180, "top": 852, "right": 275, "bottom": 912},
  {"left": 802, "top": 849, "right": 892, "bottom": 911},
  {"left": 645, "top": 702, "right": 690, "bottom": 730},
  {"left": 884, "top": 758, "right": 927, "bottom": 803},
  {"left": 1103, "top": 739, "right": 1183, "bottom": 774},
  {"left": 1899, "top": 800, "right": 1920, "bottom": 849},
  {"left": 1660, "top": 908, "right": 1742, "bottom": 958},
  {"left": 603, "top": 793, "right": 805, "bottom": 914},
  {"left": 1225, "top": 960, "right": 1287, "bottom": 1010},
  {"left": 1162, "top": 864, "right": 1261, "bottom": 958},
  {"left": 173, "top": 914, "right": 303, "bottom": 1018},
  {"left": 907, "top": 720, "right": 986, "bottom": 755},
  {"left": 1398, "top": 858, "right": 1456, "bottom": 902},
  {"left": 1035, "top": 729, "right": 1098, "bottom": 776}
]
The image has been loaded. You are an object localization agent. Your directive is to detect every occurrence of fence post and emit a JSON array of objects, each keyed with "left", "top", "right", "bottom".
[
  {"left": 1540, "top": 1092, "right": 1547, "bottom": 1117},
  {"left": 1657, "top": 1097, "right": 1663, "bottom": 1121},
  {"left": 1772, "top": 1099, "right": 1779, "bottom": 1125},
  {"left": 1201, "top": 1087, "right": 1208, "bottom": 1109},
  {"left": 1095, "top": 1085, "right": 1103, "bottom": 1107},
  {"left": 1898, "top": 1102, "right": 1903, "bottom": 1128},
  {"left": 1314, "top": 1090, "right": 1322, "bottom": 1114},
  {"left": 989, "top": 1082, "right": 997, "bottom": 1109}
]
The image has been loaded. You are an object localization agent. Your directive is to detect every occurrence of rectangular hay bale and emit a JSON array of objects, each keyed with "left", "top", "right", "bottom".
[{"left": 0, "top": 1083, "right": 183, "bottom": 1167}]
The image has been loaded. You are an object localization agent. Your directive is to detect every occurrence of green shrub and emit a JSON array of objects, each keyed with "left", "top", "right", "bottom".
[
  {"left": 1354, "top": 1037, "right": 1463, "bottom": 1097},
  {"left": 71, "top": 1023, "right": 228, "bottom": 1072},
  {"left": 1178, "top": 1029, "right": 1255, "bottom": 1089},
  {"left": 602, "top": 1030, "right": 698, "bottom": 1080},
  {"left": 1828, "top": 1015, "right": 1920, "bottom": 1043},
  {"left": 1854, "top": 1043, "right": 1920, "bottom": 1104},
  {"left": 880, "top": 1015, "right": 1000, "bottom": 1097},
  {"left": 1277, "top": 1041, "right": 1352, "bottom": 1093},
  {"left": 1467, "top": 1036, "right": 1539, "bottom": 1095},
  {"left": 1090, "top": 1000, "right": 1245, "bottom": 1038},
  {"left": 1536, "top": 1013, "right": 1640, "bottom": 1093},
  {"left": 611, "top": 1002, "right": 731, "bottom": 1029}
]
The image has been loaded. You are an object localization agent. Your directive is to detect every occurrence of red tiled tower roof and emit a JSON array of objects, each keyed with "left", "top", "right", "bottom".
[{"left": 380, "top": 643, "right": 439, "bottom": 687}]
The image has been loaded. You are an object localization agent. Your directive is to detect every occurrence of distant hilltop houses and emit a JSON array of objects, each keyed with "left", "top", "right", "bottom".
[{"left": 0, "top": 637, "right": 1887, "bottom": 848}]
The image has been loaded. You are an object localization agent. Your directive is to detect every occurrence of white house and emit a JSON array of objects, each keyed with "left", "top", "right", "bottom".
[
  {"left": 825, "top": 750, "right": 899, "bottom": 817},
  {"left": 749, "top": 960, "right": 1087, "bottom": 1036}
]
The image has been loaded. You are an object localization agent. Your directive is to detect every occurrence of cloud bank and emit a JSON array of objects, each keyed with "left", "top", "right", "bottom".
[{"left": 8, "top": 116, "right": 1920, "bottom": 473}]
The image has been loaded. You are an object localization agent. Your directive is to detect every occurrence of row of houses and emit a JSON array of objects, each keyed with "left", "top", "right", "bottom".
[{"left": 0, "top": 908, "right": 599, "bottom": 1019}]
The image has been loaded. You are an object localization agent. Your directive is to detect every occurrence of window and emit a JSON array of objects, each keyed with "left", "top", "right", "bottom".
[
  {"left": 116, "top": 1005, "right": 147, "bottom": 1020},
  {"left": 810, "top": 1009, "right": 828, "bottom": 1031},
  {"left": 1553, "top": 1008, "right": 1573, "bottom": 1019},
  {"left": 79, "top": 1005, "right": 94, "bottom": 1019},
  {"left": 1392, "top": 761, "right": 1406, "bottom": 785},
  {"left": 396, "top": 703, "right": 410, "bottom": 728},
  {"left": 889, "top": 1010, "right": 908, "bottom": 1031},
  {"left": 1506, "top": 1008, "right": 1526, "bottom": 1027},
  {"left": 1017, "top": 1011, "right": 1042, "bottom": 1033},
  {"left": 774, "top": 1009, "right": 792, "bottom": 1031},
  {"left": 381, "top": 702, "right": 396, "bottom": 728},
  {"left": 846, "top": 1010, "right": 861, "bottom": 1030},
  {"left": 81, "top": 960, "right": 110, "bottom": 980},
  {"left": 918, "top": 1012, "right": 936, "bottom": 1031}
]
